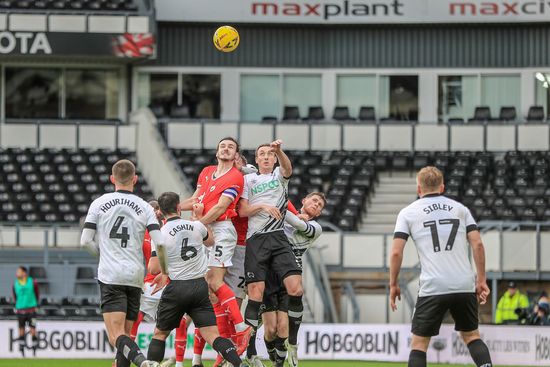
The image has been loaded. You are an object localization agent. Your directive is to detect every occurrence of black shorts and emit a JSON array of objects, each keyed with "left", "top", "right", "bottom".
[
  {"left": 17, "top": 312, "right": 37, "bottom": 329},
  {"left": 245, "top": 231, "right": 302, "bottom": 285},
  {"left": 99, "top": 282, "right": 141, "bottom": 321},
  {"left": 262, "top": 271, "right": 288, "bottom": 313},
  {"left": 412, "top": 292, "right": 478, "bottom": 337},
  {"left": 156, "top": 278, "right": 216, "bottom": 332}
]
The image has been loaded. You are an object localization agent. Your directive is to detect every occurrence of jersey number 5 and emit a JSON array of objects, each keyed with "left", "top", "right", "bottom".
[
  {"left": 180, "top": 238, "right": 198, "bottom": 261},
  {"left": 109, "top": 216, "right": 129, "bottom": 248},
  {"left": 423, "top": 219, "right": 459, "bottom": 252}
]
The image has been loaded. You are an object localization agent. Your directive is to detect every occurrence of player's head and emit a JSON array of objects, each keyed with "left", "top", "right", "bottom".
[
  {"left": 111, "top": 159, "right": 137, "bottom": 188},
  {"left": 234, "top": 153, "right": 247, "bottom": 171},
  {"left": 158, "top": 192, "right": 181, "bottom": 217},
  {"left": 148, "top": 199, "right": 163, "bottom": 224},
  {"left": 301, "top": 192, "right": 326, "bottom": 219},
  {"left": 416, "top": 166, "right": 444, "bottom": 197},
  {"left": 216, "top": 137, "right": 239, "bottom": 163},
  {"left": 255, "top": 143, "right": 277, "bottom": 173},
  {"left": 16, "top": 266, "right": 27, "bottom": 279}
]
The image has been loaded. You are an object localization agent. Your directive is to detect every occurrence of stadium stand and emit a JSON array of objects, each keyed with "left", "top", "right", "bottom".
[{"left": 0, "top": 148, "right": 153, "bottom": 223}]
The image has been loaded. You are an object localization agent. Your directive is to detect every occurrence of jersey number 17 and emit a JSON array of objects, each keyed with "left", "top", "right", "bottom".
[{"left": 423, "top": 219, "right": 459, "bottom": 252}]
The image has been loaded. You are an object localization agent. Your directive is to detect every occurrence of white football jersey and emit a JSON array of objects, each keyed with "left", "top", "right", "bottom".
[
  {"left": 284, "top": 211, "right": 323, "bottom": 268},
  {"left": 156, "top": 217, "right": 209, "bottom": 281},
  {"left": 84, "top": 190, "right": 160, "bottom": 288},
  {"left": 394, "top": 194, "right": 478, "bottom": 297},
  {"left": 242, "top": 167, "right": 289, "bottom": 238}
]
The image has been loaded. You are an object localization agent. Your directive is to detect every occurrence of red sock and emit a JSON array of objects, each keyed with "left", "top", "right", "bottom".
[
  {"left": 226, "top": 317, "right": 237, "bottom": 344},
  {"left": 194, "top": 328, "right": 206, "bottom": 355},
  {"left": 213, "top": 302, "right": 231, "bottom": 338},
  {"left": 130, "top": 311, "right": 145, "bottom": 340},
  {"left": 215, "top": 284, "right": 244, "bottom": 325},
  {"left": 175, "top": 317, "right": 187, "bottom": 363}
]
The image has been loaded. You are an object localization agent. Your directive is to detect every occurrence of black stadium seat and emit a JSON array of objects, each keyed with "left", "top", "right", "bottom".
[{"left": 527, "top": 106, "right": 545, "bottom": 122}]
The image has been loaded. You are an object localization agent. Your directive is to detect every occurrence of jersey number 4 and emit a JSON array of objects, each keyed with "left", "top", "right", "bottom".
[
  {"left": 109, "top": 216, "right": 129, "bottom": 248},
  {"left": 423, "top": 219, "right": 459, "bottom": 252}
]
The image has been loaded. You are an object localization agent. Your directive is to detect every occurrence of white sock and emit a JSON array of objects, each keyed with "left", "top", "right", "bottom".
[
  {"left": 235, "top": 322, "right": 248, "bottom": 332},
  {"left": 192, "top": 354, "right": 202, "bottom": 365},
  {"left": 175, "top": 362, "right": 183, "bottom": 367}
]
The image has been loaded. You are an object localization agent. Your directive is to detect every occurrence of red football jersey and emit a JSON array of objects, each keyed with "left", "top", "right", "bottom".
[
  {"left": 196, "top": 166, "right": 244, "bottom": 221},
  {"left": 142, "top": 230, "right": 156, "bottom": 283},
  {"left": 232, "top": 215, "right": 248, "bottom": 246}
]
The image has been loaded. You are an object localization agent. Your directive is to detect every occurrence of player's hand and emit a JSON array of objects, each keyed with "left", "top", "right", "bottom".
[
  {"left": 270, "top": 139, "right": 283, "bottom": 152},
  {"left": 192, "top": 203, "right": 205, "bottom": 219},
  {"left": 476, "top": 280, "right": 490, "bottom": 305},
  {"left": 262, "top": 205, "right": 282, "bottom": 220},
  {"left": 152, "top": 273, "right": 169, "bottom": 294},
  {"left": 390, "top": 285, "right": 401, "bottom": 312}
]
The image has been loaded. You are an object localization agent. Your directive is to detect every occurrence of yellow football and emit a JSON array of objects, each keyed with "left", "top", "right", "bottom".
[{"left": 213, "top": 25, "right": 240, "bottom": 53}]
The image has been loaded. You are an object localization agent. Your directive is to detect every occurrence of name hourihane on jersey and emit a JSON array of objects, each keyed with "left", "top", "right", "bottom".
[
  {"left": 390, "top": 166, "right": 493, "bottom": 367},
  {"left": 80, "top": 159, "right": 162, "bottom": 367},
  {"left": 144, "top": 192, "right": 244, "bottom": 367}
]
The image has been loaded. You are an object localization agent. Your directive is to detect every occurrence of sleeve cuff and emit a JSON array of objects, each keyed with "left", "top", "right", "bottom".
[
  {"left": 466, "top": 224, "right": 479, "bottom": 233},
  {"left": 394, "top": 232, "right": 409, "bottom": 240},
  {"left": 84, "top": 222, "right": 97, "bottom": 230},
  {"left": 203, "top": 233, "right": 209, "bottom": 241},
  {"left": 147, "top": 223, "right": 161, "bottom": 232}
]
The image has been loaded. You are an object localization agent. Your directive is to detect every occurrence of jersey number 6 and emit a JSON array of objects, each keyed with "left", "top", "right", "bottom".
[{"left": 180, "top": 238, "right": 198, "bottom": 261}]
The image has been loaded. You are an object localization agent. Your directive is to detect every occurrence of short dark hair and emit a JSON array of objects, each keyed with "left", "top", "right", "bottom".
[
  {"left": 18, "top": 266, "right": 27, "bottom": 274},
  {"left": 255, "top": 143, "right": 272, "bottom": 157},
  {"left": 112, "top": 159, "right": 136, "bottom": 185},
  {"left": 305, "top": 192, "right": 327, "bottom": 207},
  {"left": 158, "top": 192, "right": 180, "bottom": 215},
  {"left": 217, "top": 137, "right": 240, "bottom": 153},
  {"left": 148, "top": 200, "right": 159, "bottom": 211}
]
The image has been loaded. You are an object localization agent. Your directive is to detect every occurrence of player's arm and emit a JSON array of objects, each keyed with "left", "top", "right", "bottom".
[
  {"left": 238, "top": 198, "right": 282, "bottom": 220},
  {"left": 285, "top": 211, "right": 321, "bottom": 240},
  {"left": 81, "top": 201, "right": 100, "bottom": 255},
  {"left": 199, "top": 195, "right": 233, "bottom": 225},
  {"left": 468, "top": 229, "right": 490, "bottom": 305},
  {"left": 180, "top": 187, "right": 200, "bottom": 211},
  {"left": 389, "top": 209, "right": 409, "bottom": 312},
  {"left": 149, "top": 230, "right": 167, "bottom": 274},
  {"left": 271, "top": 139, "right": 292, "bottom": 178},
  {"left": 196, "top": 221, "right": 215, "bottom": 247},
  {"left": 33, "top": 279, "right": 40, "bottom": 304}
]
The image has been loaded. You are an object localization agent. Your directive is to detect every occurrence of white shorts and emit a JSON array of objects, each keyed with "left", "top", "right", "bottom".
[
  {"left": 208, "top": 221, "right": 237, "bottom": 268},
  {"left": 140, "top": 282, "right": 164, "bottom": 322},
  {"left": 224, "top": 245, "right": 246, "bottom": 300}
]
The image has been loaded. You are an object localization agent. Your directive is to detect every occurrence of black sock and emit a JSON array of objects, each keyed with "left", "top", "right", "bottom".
[
  {"left": 115, "top": 335, "right": 146, "bottom": 367},
  {"left": 18, "top": 336, "right": 25, "bottom": 355},
  {"left": 116, "top": 350, "right": 131, "bottom": 367},
  {"left": 408, "top": 349, "right": 426, "bottom": 367},
  {"left": 287, "top": 295, "right": 303, "bottom": 345},
  {"left": 32, "top": 336, "right": 38, "bottom": 349},
  {"left": 467, "top": 339, "right": 492, "bottom": 367},
  {"left": 264, "top": 338, "right": 277, "bottom": 362},
  {"left": 147, "top": 338, "right": 166, "bottom": 362},
  {"left": 246, "top": 329, "right": 257, "bottom": 358},
  {"left": 245, "top": 300, "right": 262, "bottom": 329},
  {"left": 273, "top": 337, "right": 287, "bottom": 362},
  {"left": 213, "top": 337, "right": 242, "bottom": 366}
]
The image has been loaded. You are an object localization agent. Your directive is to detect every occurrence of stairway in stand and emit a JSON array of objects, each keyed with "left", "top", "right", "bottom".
[{"left": 360, "top": 172, "right": 418, "bottom": 234}]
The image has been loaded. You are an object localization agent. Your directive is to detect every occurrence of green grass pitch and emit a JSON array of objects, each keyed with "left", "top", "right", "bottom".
[{"left": 0, "top": 360, "right": 536, "bottom": 367}]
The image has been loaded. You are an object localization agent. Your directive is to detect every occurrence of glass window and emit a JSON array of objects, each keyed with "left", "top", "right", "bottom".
[
  {"left": 5, "top": 68, "right": 61, "bottom": 118},
  {"left": 146, "top": 73, "right": 178, "bottom": 117},
  {"left": 283, "top": 75, "right": 322, "bottom": 118},
  {"left": 438, "top": 75, "right": 478, "bottom": 122},
  {"left": 336, "top": 75, "right": 377, "bottom": 118},
  {"left": 481, "top": 75, "right": 520, "bottom": 120},
  {"left": 535, "top": 72, "right": 550, "bottom": 116},
  {"left": 379, "top": 75, "right": 418, "bottom": 121},
  {"left": 181, "top": 74, "right": 220, "bottom": 119},
  {"left": 240, "top": 75, "right": 280, "bottom": 122},
  {"left": 65, "top": 69, "right": 119, "bottom": 120}
]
